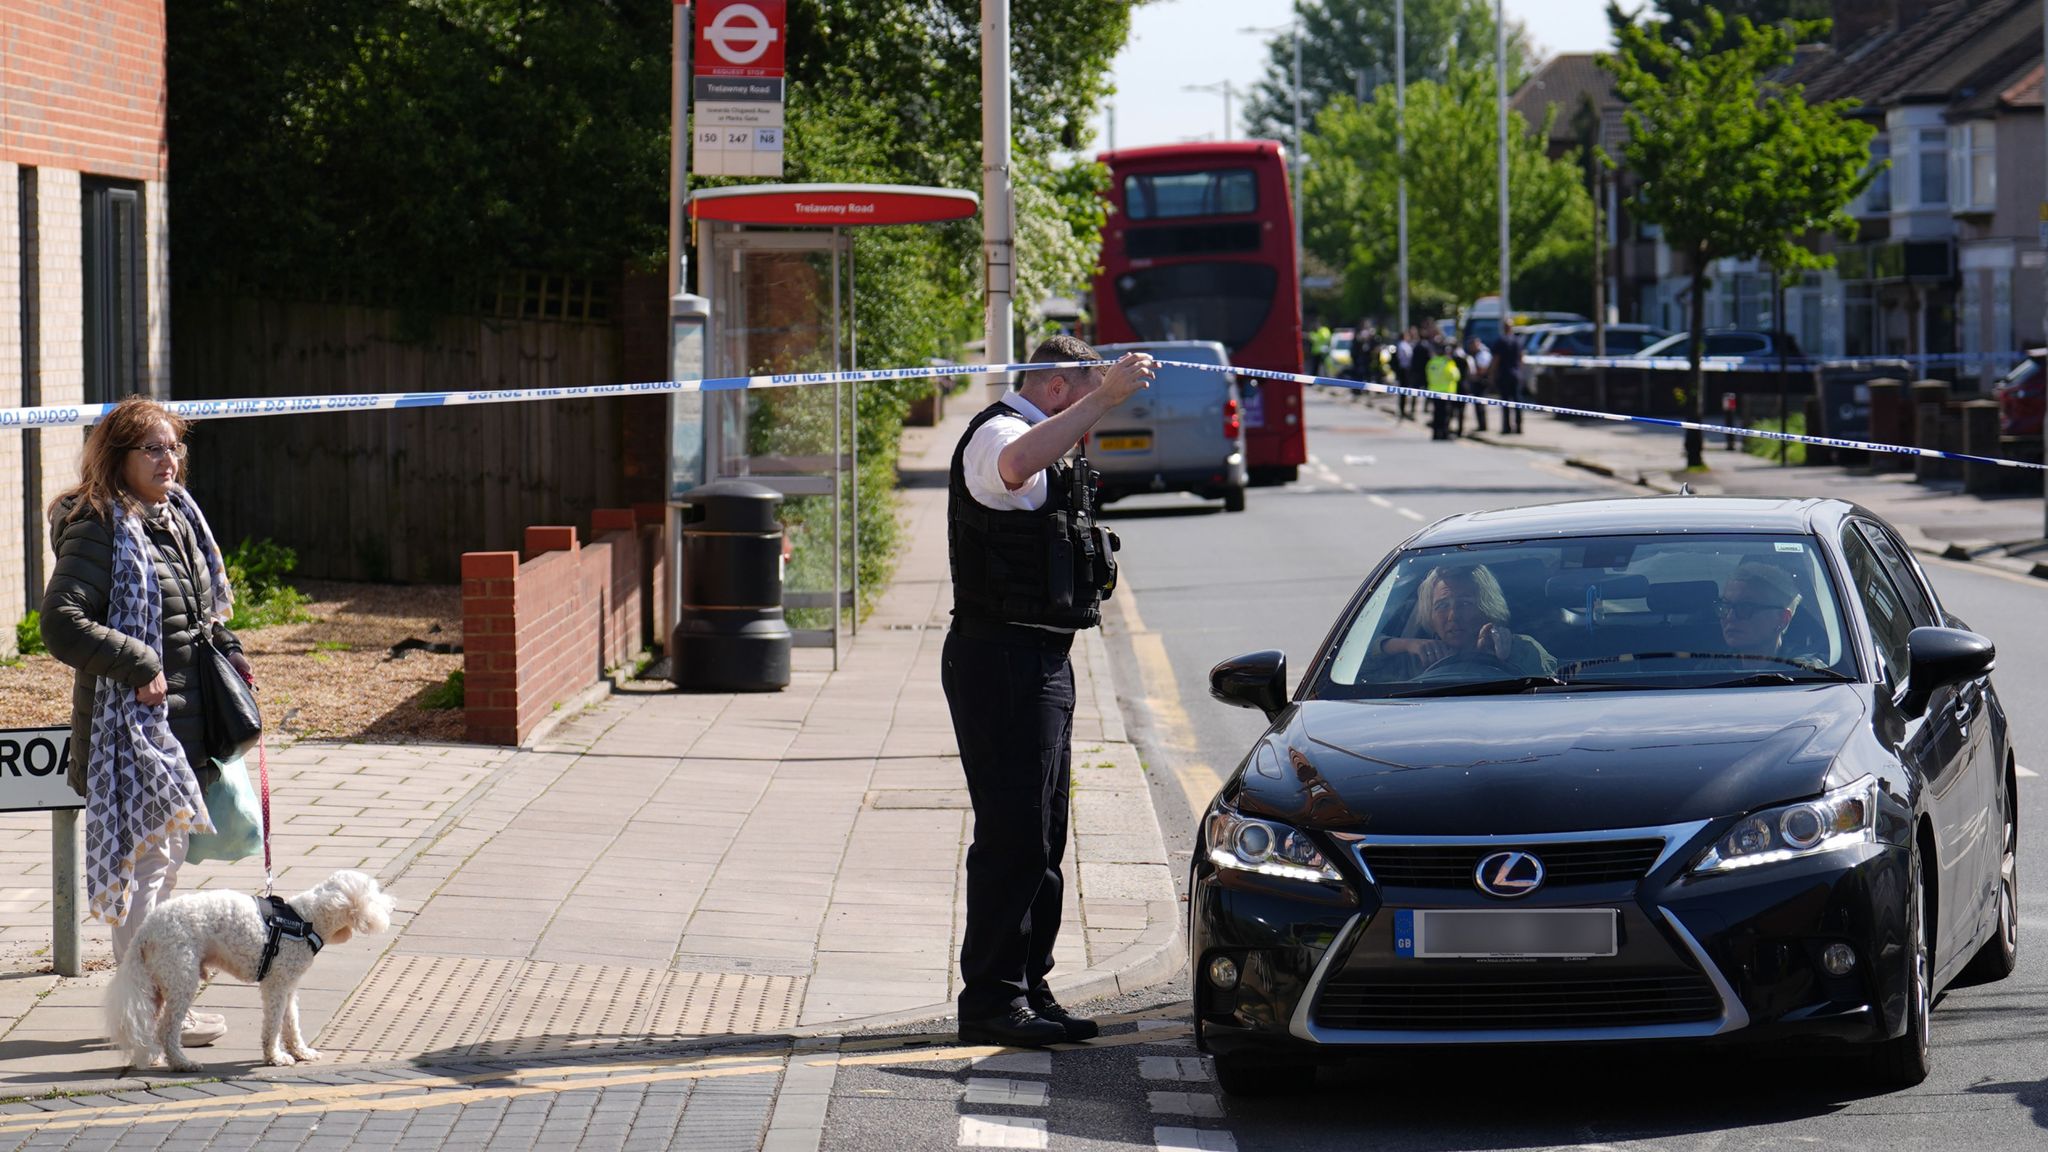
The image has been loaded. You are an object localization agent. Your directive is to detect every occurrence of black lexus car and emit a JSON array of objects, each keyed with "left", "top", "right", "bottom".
[{"left": 1193, "top": 496, "right": 2020, "bottom": 1096}]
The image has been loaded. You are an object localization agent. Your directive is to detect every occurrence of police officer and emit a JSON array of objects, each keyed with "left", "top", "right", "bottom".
[{"left": 944, "top": 334, "right": 1156, "bottom": 1048}]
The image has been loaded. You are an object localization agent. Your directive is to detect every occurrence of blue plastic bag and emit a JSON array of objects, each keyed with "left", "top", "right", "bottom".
[{"left": 185, "top": 753, "right": 264, "bottom": 864}]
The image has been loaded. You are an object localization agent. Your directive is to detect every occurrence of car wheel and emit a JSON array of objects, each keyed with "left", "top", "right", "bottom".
[
  {"left": 1872, "top": 849, "right": 1932, "bottom": 1088},
  {"left": 1223, "top": 486, "right": 1247, "bottom": 513},
  {"left": 1960, "top": 773, "right": 2020, "bottom": 984},
  {"left": 1213, "top": 1052, "right": 1311, "bottom": 1097}
]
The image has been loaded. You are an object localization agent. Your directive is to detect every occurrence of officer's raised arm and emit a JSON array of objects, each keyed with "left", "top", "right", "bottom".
[{"left": 996, "top": 351, "right": 1155, "bottom": 490}]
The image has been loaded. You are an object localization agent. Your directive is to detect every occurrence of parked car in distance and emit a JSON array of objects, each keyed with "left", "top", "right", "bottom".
[
  {"left": 1992, "top": 352, "right": 2044, "bottom": 438},
  {"left": 1090, "top": 340, "right": 1250, "bottom": 512},
  {"left": 1322, "top": 328, "right": 1355, "bottom": 378},
  {"left": 1460, "top": 296, "right": 1588, "bottom": 346},
  {"left": 1193, "top": 496, "right": 2018, "bottom": 1097},
  {"left": 1638, "top": 329, "right": 1804, "bottom": 361},
  {"left": 1529, "top": 323, "right": 1672, "bottom": 357}
]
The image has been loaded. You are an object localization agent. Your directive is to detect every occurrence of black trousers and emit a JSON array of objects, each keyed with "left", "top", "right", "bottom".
[
  {"left": 1430, "top": 395, "right": 1455, "bottom": 439},
  {"left": 941, "top": 628, "right": 1076, "bottom": 1018},
  {"left": 1500, "top": 374, "right": 1524, "bottom": 432}
]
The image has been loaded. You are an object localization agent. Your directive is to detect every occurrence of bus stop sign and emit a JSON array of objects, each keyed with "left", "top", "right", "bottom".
[{"left": 0, "top": 727, "right": 82, "bottom": 813}]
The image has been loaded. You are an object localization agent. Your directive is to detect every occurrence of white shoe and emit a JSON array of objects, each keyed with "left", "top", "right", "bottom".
[{"left": 180, "top": 1012, "right": 226, "bottom": 1047}]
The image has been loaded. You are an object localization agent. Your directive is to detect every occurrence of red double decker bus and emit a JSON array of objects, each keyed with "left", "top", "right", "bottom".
[{"left": 1092, "top": 141, "right": 1305, "bottom": 483}]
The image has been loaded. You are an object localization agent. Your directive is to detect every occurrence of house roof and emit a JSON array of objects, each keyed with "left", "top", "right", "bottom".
[
  {"left": 2002, "top": 63, "right": 2043, "bottom": 109},
  {"left": 1788, "top": 0, "right": 2040, "bottom": 115},
  {"left": 1511, "top": 53, "right": 1620, "bottom": 147}
]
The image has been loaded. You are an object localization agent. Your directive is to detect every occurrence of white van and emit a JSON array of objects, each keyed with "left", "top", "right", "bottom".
[{"left": 1088, "top": 340, "right": 1249, "bottom": 513}]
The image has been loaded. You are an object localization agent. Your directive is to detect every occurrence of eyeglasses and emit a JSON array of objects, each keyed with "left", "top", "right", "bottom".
[
  {"left": 127, "top": 442, "right": 186, "bottom": 461},
  {"left": 1715, "top": 599, "right": 1786, "bottom": 621}
]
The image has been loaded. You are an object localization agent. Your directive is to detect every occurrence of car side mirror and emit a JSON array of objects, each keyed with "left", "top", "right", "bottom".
[
  {"left": 1210, "top": 650, "right": 1288, "bottom": 720},
  {"left": 1898, "top": 627, "right": 1995, "bottom": 720}
]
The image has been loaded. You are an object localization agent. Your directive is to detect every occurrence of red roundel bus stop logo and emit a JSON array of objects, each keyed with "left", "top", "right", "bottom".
[
  {"left": 693, "top": 0, "right": 787, "bottom": 176},
  {"left": 697, "top": 0, "right": 785, "bottom": 76}
]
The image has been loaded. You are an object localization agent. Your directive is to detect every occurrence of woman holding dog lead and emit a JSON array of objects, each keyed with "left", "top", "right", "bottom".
[{"left": 41, "top": 396, "right": 254, "bottom": 1051}]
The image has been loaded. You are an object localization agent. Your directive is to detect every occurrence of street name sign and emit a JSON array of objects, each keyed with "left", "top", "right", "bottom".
[
  {"left": 694, "top": 0, "right": 786, "bottom": 177},
  {"left": 0, "top": 726, "right": 83, "bottom": 813}
]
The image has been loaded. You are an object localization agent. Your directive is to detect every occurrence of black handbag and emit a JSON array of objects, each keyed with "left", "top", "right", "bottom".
[
  {"left": 197, "top": 633, "right": 262, "bottom": 762},
  {"left": 163, "top": 517, "right": 263, "bottom": 762}
]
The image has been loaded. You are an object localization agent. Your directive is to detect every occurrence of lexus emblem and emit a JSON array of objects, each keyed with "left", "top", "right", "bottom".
[{"left": 1474, "top": 851, "right": 1544, "bottom": 898}]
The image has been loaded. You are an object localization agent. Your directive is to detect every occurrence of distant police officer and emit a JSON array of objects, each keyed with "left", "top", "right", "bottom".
[{"left": 944, "top": 335, "right": 1156, "bottom": 1048}]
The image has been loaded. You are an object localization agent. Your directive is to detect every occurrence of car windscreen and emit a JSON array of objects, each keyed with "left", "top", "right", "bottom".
[{"left": 1314, "top": 533, "right": 1855, "bottom": 698}]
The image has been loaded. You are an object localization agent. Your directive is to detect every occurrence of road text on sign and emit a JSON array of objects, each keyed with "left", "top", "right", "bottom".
[{"left": 0, "top": 728, "right": 84, "bottom": 813}]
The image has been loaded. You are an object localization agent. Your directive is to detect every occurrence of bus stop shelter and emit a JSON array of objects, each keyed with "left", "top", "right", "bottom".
[{"left": 671, "top": 183, "right": 978, "bottom": 663}]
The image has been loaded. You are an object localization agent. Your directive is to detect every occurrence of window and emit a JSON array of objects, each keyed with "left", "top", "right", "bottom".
[
  {"left": 1854, "top": 521, "right": 1939, "bottom": 626},
  {"left": 1917, "top": 127, "right": 1949, "bottom": 207},
  {"left": 1864, "top": 134, "right": 1891, "bottom": 214},
  {"left": 82, "top": 180, "right": 146, "bottom": 405},
  {"left": 1950, "top": 121, "right": 1995, "bottom": 212},
  {"left": 18, "top": 166, "right": 42, "bottom": 609},
  {"left": 1841, "top": 527, "right": 1913, "bottom": 685},
  {"left": 1121, "top": 169, "right": 1257, "bottom": 220}
]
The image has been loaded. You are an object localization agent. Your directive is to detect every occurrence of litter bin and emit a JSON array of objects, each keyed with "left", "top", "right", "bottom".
[{"left": 671, "top": 480, "right": 791, "bottom": 691}]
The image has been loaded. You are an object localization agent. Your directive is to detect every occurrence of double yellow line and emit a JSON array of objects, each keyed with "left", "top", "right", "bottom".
[{"left": 1103, "top": 573, "right": 1225, "bottom": 821}]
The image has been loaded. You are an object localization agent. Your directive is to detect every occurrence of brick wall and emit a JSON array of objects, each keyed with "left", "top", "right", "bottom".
[
  {"left": 461, "top": 511, "right": 661, "bottom": 746},
  {"left": 0, "top": 2, "right": 169, "bottom": 181},
  {"left": 31, "top": 165, "right": 80, "bottom": 606}
]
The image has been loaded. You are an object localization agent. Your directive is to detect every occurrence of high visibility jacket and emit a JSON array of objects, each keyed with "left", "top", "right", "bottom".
[{"left": 1426, "top": 354, "right": 1461, "bottom": 394}]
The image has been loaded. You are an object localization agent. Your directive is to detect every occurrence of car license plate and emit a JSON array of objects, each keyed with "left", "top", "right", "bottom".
[
  {"left": 1096, "top": 433, "right": 1151, "bottom": 452},
  {"left": 1394, "top": 908, "right": 1617, "bottom": 958}
]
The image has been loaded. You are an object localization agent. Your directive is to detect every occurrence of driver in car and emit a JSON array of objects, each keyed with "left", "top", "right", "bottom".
[
  {"left": 1713, "top": 562, "right": 1819, "bottom": 666},
  {"left": 1372, "top": 564, "right": 1557, "bottom": 678}
]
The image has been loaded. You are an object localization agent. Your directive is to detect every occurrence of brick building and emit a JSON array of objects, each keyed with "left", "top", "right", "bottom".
[{"left": 0, "top": 1, "right": 170, "bottom": 652}]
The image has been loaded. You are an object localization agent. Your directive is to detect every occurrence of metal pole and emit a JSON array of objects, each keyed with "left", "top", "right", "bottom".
[
  {"left": 1291, "top": 18, "right": 1304, "bottom": 317},
  {"left": 848, "top": 232, "right": 859, "bottom": 636},
  {"left": 1776, "top": 271, "right": 1789, "bottom": 466},
  {"left": 982, "top": 0, "right": 1015, "bottom": 403},
  {"left": 669, "top": 1, "right": 690, "bottom": 300},
  {"left": 1396, "top": 0, "right": 1409, "bottom": 333},
  {"left": 52, "top": 810, "right": 79, "bottom": 976},
  {"left": 832, "top": 234, "right": 843, "bottom": 668},
  {"left": 1496, "top": 0, "right": 1510, "bottom": 318}
]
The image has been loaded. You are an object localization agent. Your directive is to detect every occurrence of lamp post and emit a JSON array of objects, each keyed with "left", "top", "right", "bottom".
[
  {"left": 1397, "top": 0, "right": 1408, "bottom": 333},
  {"left": 1182, "top": 80, "right": 1244, "bottom": 141},
  {"left": 1496, "top": 0, "right": 1510, "bottom": 319}
]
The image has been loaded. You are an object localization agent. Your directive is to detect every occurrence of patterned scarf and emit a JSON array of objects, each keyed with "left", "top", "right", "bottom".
[{"left": 84, "top": 485, "right": 230, "bottom": 926}]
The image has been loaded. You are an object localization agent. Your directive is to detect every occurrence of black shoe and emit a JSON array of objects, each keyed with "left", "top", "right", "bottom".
[
  {"left": 958, "top": 1005, "right": 1067, "bottom": 1048},
  {"left": 1028, "top": 996, "right": 1100, "bottom": 1043}
]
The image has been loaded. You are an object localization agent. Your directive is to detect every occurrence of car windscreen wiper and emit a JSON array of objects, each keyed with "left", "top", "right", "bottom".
[
  {"left": 1389, "top": 675, "right": 1574, "bottom": 698},
  {"left": 1699, "top": 669, "right": 1856, "bottom": 689}
]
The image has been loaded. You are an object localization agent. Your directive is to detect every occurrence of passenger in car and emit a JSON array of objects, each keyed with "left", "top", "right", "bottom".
[{"left": 1373, "top": 564, "right": 1557, "bottom": 677}]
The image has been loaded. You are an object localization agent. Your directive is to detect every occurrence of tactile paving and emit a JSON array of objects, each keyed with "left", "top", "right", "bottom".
[{"left": 317, "top": 954, "right": 805, "bottom": 1061}]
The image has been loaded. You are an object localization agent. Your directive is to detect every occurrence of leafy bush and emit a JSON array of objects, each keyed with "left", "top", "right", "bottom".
[
  {"left": 1745, "top": 412, "right": 1807, "bottom": 467},
  {"left": 15, "top": 611, "right": 44, "bottom": 657},
  {"left": 421, "top": 668, "right": 465, "bottom": 710},
  {"left": 225, "top": 538, "right": 315, "bottom": 631}
]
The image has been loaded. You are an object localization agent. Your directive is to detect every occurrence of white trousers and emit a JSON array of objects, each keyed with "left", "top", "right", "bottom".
[{"left": 111, "top": 824, "right": 189, "bottom": 964}]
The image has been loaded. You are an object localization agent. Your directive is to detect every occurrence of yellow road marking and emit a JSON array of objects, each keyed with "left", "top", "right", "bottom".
[
  {"left": 1104, "top": 574, "right": 1224, "bottom": 820},
  {"left": 0, "top": 1053, "right": 786, "bottom": 1134},
  {"left": 816, "top": 1024, "right": 1191, "bottom": 1071}
]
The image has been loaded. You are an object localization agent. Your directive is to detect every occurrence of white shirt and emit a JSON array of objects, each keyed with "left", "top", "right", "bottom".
[{"left": 962, "top": 392, "right": 1051, "bottom": 511}]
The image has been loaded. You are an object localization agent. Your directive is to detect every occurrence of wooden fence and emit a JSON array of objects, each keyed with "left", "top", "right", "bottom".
[{"left": 172, "top": 294, "right": 661, "bottom": 583}]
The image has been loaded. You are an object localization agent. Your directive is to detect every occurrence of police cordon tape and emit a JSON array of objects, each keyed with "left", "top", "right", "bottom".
[
  {"left": 1524, "top": 351, "right": 2017, "bottom": 373},
  {"left": 0, "top": 356, "right": 2041, "bottom": 473}
]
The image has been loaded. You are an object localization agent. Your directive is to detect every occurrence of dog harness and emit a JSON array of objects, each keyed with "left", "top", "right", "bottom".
[{"left": 256, "top": 895, "right": 323, "bottom": 980}]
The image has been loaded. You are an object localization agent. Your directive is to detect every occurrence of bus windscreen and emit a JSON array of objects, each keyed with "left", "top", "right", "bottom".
[
  {"left": 1123, "top": 169, "right": 1258, "bottom": 220},
  {"left": 1113, "top": 262, "right": 1278, "bottom": 349}
]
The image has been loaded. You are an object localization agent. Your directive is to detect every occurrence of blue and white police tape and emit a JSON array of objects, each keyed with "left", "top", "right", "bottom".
[
  {"left": 1185, "top": 358, "right": 2048, "bottom": 474},
  {"left": 1525, "top": 351, "right": 2022, "bottom": 373},
  {"left": 0, "top": 356, "right": 2039, "bottom": 473}
]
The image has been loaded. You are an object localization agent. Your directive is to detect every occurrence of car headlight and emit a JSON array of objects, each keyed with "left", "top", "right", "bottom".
[
  {"left": 1691, "top": 775, "right": 1879, "bottom": 874},
  {"left": 1205, "top": 804, "right": 1342, "bottom": 884}
]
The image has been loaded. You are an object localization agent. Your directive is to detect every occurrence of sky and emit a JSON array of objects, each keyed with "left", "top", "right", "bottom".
[{"left": 1095, "top": 0, "right": 1618, "bottom": 151}]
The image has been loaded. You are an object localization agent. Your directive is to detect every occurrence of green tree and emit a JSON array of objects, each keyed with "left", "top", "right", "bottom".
[
  {"left": 1244, "top": 0, "right": 1529, "bottom": 151},
  {"left": 1604, "top": 10, "right": 1874, "bottom": 469},
  {"left": 1608, "top": 0, "right": 1831, "bottom": 56},
  {"left": 1303, "top": 68, "right": 1593, "bottom": 323}
]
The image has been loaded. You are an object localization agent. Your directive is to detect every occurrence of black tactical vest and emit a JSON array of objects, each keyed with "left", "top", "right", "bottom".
[{"left": 948, "top": 401, "right": 1118, "bottom": 630}]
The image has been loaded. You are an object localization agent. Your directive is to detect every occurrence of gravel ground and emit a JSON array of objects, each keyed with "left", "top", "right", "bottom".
[{"left": 0, "top": 578, "right": 466, "bottom": 743}]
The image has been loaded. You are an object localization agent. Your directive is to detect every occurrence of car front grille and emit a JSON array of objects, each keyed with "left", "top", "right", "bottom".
[
  {"left": 1361, "top": 839, "right": 1665, "bottom": 888},
  {"left": 1313, "top": 971, "right": 1723, "bottom": 1031}
]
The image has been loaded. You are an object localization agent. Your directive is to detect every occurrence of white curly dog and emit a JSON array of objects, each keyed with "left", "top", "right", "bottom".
[{"left": 105, "top": 870, "right": 394, "bottom": 1071}]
